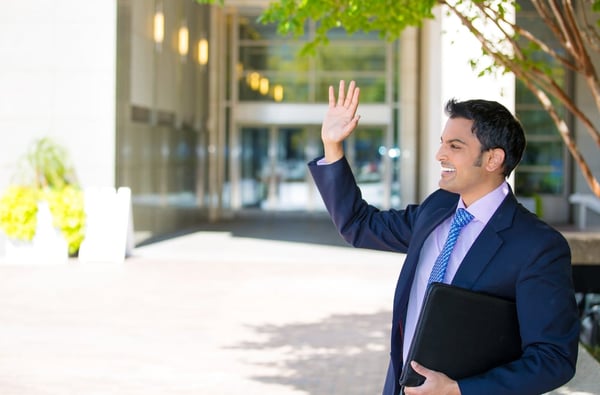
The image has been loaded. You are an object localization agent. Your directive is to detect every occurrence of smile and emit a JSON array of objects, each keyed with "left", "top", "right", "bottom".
[{"left": 441, "top": 167, "right": 456, "bottom": 173}]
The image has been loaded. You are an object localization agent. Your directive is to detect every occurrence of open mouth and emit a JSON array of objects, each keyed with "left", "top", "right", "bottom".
[{"left": 441, "top": 166, "right": 456, "bottom": 173}]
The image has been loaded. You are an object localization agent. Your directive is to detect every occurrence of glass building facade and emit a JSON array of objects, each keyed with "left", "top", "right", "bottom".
[
  {"left": 232, "top": 15, "right": 400, "bottom": 212},
  {"left": 113, "top": 0, "right": 583, "bottom": 243}
]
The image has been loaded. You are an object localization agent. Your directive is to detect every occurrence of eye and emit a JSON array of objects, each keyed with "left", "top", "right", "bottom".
[{"left": 450, "top": 143, "right": 461, "bottom": 150}]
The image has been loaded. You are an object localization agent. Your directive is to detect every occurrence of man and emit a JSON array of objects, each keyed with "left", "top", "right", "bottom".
[{"left": 308, "top": 80, "right": 579, "bottom": 395}]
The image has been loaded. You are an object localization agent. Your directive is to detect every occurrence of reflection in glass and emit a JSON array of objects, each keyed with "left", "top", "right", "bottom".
[
  {"left": 353, "top": 128, "right": 384, "bottom": 183},
  {"left": 240, "top": 127, "right": 269, "bottom": 208},
  {"left": 317, "top": 45, "right": 386, "bottom": 71},
  {"left": 316, "top": 76, "right": 386, "bottom": 103},
  {"left": 350, "top": 128, "right": 386, "bottom": 207},
  {"left": 238, "top": 15, "right": 390, "bottom": 104},
  {"left": 239, "top": 72, "right": 309, "bottom": 102},
  {"left": 517, "top": 109, "right": 556, "bottom": 136},
  {"left": 240, "top": 127, "right": 315, "bottom": 210}
]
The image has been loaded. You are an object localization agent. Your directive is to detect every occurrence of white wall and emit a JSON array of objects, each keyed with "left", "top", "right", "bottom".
[
  {"left": 419, "top": 6, "right": 515, "bottom": 200},
  {"left": 0, "top": 0, "right": 117, "bottom": 191}
]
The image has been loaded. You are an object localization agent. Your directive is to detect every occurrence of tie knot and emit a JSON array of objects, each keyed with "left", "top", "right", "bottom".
[{"left": 453, "top": 208, "right": 474, "bottom": 229}]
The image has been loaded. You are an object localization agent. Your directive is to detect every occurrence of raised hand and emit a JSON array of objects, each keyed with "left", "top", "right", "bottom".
[{"left": 321, "top": 80, "right": 361, "bottom": 163}]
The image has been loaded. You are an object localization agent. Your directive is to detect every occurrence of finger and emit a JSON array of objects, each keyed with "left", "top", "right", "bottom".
[
  {"left": 344, "top": 80, "right": 356, "bottom": 107},
  {"left": 349, "top": 86, "right": 360, "bottom": 112},
  {"left": 337, "top": 80, "right": 346, "bottom": 106},
  {"left": 328, "top": 85, "right": 335, "bottom": 107},
  {"left": 343, "top": 115, "right": 361, "bottom": 134},
  {"left": 402, "top": 362, "right": 429, "bottom": 395}
]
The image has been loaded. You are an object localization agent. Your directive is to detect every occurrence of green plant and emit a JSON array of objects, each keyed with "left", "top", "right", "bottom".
[
  {"left": 18, "top": 137, "right": 78, "bottom": 189},
  {"left": 0, "top": 138, "right": 85, "bottom": 255},
  {"left": 45, "top": 186, "right": 86, "bottom": 255}
]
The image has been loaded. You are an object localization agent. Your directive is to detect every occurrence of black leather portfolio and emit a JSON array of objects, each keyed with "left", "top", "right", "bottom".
[{"left": 399, "top": 283, "right": 522, "bottom": 387}]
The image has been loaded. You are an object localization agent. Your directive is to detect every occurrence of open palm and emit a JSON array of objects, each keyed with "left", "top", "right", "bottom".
[{"left": 321, "top": 80, "right": 361, "bottom": 145}]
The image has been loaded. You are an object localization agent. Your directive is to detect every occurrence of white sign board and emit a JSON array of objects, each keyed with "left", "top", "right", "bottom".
[{"left": 78, "top": 187, "right": 134, "bottom": 263}]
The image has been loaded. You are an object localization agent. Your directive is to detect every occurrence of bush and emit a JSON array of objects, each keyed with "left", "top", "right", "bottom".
[{"left": 0, "top": 138, "right": 86, "bottom": 255}]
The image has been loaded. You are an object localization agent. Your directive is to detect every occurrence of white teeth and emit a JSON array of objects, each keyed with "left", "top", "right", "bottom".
[{"left": 441, "top": 167, "right": 456, "bottom": 172}]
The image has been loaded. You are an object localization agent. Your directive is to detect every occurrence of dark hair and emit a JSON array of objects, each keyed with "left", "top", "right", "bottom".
[{"left": 444, "top": 98, "right": 526, "bottom": 177}]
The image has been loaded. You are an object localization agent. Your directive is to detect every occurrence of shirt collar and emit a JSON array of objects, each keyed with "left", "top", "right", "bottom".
[{"left": 457, "top": 181, "right": 509, "bottom": 225}]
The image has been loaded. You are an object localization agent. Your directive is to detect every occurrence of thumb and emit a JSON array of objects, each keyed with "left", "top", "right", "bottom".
[
  {"left": 343, "top": 114, "right": 361, "bottom": 135},
  {"left": 410, "top": 360, "right": 430, "bottom": 376}
]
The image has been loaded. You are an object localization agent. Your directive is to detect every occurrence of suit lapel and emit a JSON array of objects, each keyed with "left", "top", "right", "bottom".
[
  {"left": 451, "top": 193, "right": 517, "bottom": 289},
  {"left": 394, "top": 206, "right": 454, "bottom": 318}
]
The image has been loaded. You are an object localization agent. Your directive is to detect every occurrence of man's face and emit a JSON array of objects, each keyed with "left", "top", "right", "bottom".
[{"left": 435, "top": 117, "right": 497, "bottom": 206}]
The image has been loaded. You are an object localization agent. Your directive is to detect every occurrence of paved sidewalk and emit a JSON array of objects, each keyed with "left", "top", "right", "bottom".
[{"left": 0, "top": 217, "right": 598, "bottom": 394}]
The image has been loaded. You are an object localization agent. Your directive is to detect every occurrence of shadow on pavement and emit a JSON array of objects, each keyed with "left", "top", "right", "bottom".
[
  {"left": 229, "top": 310, "right": 392, "bottom": 395},
  {"left": 138, "top": 214, "right": 351, "bottom": 248}
]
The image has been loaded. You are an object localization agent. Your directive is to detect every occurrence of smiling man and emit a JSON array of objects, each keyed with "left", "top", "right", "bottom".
[{"left": 308, "top": 80, "right": 579, "bottom": 395}]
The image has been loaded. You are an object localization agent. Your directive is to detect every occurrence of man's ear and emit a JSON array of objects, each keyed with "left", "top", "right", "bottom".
[{"left": 485, "top": 148, "right": 506, "bottom": 172}]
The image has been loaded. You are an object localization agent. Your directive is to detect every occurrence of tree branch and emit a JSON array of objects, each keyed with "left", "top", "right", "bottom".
[{"left": 444, "top": 1, "right": 600, "bottom": 196}]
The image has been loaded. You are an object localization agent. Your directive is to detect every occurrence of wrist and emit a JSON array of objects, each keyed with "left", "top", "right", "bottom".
[{"left": 323, "top": 143, "right": 344, "bottom": 164}]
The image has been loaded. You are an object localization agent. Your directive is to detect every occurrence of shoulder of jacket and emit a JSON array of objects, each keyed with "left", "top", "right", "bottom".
[{"left": 421, "top": 189, "right": 460, "bottom": 208}]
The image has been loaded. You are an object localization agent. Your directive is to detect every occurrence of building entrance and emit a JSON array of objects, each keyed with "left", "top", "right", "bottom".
[{"left": 234, "top": 123, "right": 393, "bottom": 213}]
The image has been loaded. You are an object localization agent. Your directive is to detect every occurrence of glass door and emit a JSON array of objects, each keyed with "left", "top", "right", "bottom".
[
  {"left": 238, "top": 125, "right": 324, "bottom": 211},
  {"left": 273, "top": 127, "right": 309, "bottom": 210},
  {"left": 239, "top": 127, "right": 269, "bottom": 208},
  {"left": 350, "top": 127, "right": 387, "bottom": 204}
]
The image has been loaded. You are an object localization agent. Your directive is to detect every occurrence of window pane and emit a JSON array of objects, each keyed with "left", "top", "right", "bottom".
[
  {"left": 515, "top": 3, "right": 568, "bottom": 197},
  {"left": 278, "top": 127, "right": 307, "bottom": 182},
  {"left": 324, "top": 26, "right": 381, "bottom": 41},
  {"left": 520, "top": 141, "right": 564, "bottom": 166},
  {"left": 316, "top": 75, "right": 386, "bottom": 103},
  {"left": 239, "top": 45, "right": 309, "bottom": 71},
  {"left": 239, "top": 72, "right": 309, "bottom": 102},
  {"left": 238, "top": 13, "right": 391, "bottom": 104},
  {"left": 239, "top": 16, "right": 300, "bottom": 41},
  {"left": 516, "top": 109, "right": 560, "bottom": 136},
  {"left": 516, "top": 140, "right": 564, "bottom": 194},
  {"left": 353, "top": 128, "right": 384, "bottom": 183},
  {"left": 317, "top": 45, "right": 386, "bottom": 71},
  {"left": 240, "top": 127, "right": 269, "bottom": 208},
  {"left": 516, "top": 170, "right": 563, "bottom": 195}
]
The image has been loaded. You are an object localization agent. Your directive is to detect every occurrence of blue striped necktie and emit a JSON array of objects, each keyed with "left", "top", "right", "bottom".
[{"left": 428, "top": 208, "right": 474, "bottom": 284}]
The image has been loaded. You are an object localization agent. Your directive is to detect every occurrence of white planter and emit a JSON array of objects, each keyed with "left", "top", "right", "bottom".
[{"left": 3, "top": 201, "right": 68, "bottom": 264}]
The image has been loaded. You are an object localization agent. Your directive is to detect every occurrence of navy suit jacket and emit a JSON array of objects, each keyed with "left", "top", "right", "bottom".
[{"left": 309, "top": 157, "right": 579, "bottom": 395}]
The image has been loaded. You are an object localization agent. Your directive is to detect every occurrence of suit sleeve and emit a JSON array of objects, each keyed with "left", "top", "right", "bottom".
[{"left": 308, "top": 156, "right": 417, "bottom": 252}]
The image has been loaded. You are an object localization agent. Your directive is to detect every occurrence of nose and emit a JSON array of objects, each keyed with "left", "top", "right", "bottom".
[{"left": 435, "top": 145, "right": 445, "bottom": 162}]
